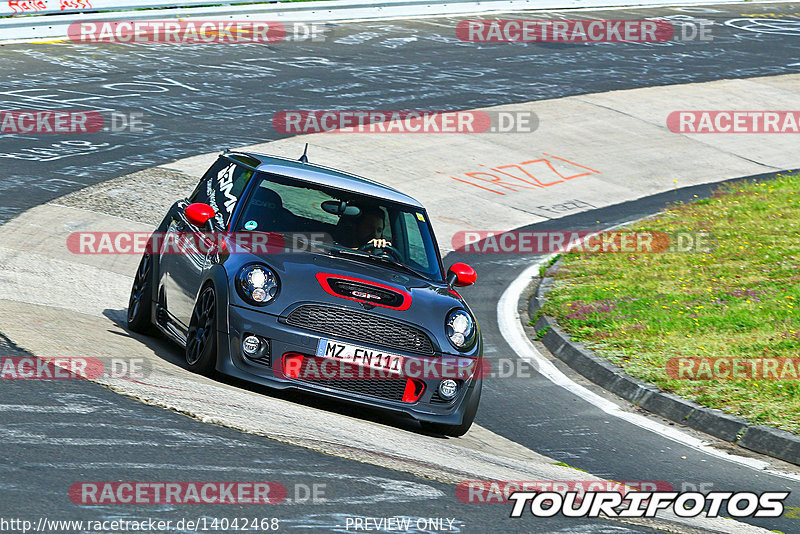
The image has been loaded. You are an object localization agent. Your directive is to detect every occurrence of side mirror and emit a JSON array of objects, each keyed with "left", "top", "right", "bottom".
[
  {"left": 447, "top": 262, "right": 477, "bottom": 288},
  {"left": 185, "top": 203, "right": 216, "bottom": 228}
]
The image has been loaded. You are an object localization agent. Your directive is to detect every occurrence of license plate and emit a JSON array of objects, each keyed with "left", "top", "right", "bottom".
[{"left": 316, "top": 339, "right": 403, "bottom": 375}]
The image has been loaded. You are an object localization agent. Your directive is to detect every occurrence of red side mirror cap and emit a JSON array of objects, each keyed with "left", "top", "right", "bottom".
[
  {"left": 448, "top": 262, "right": 477, "bottom": 287},
  {"left": 185, "top": 203, "right": 215, "bottom": 227}
]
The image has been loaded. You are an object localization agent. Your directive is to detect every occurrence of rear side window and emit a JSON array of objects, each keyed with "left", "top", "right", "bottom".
[{"left": 189, "top": 157, "right": 253, "bottom": 228}]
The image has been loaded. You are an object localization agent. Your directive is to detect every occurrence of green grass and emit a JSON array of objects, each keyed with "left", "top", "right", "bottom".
[{"left": 542, "top": 174, "right": 800, "bottom": 434}]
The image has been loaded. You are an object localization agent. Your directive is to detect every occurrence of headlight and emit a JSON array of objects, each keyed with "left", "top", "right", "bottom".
[
  {"left": 237, "top": 264, "right": 279, "bottom": 305},
  {"left": 446, "top": 309, "right": 476, "bottom": 350}
]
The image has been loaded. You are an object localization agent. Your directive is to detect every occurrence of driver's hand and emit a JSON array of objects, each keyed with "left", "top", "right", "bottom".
[{"left": 368, "top": 238, "right": 392, "bottom": 249}]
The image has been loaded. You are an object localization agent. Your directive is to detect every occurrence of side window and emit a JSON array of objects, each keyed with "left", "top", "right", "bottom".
[
  {"left": 401, "top": 211, "right": 429, "bottom": 270},
  {"left": 379, "top": 207, "right": 392, "bottom": 241},
  {"left": 189, "top": 158, "right": 253, "bottom": 228}
]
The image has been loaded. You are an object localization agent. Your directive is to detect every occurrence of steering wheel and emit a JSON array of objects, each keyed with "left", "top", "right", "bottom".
[{"left": 358, "top": 242, "right": 403, "bottom": 263}]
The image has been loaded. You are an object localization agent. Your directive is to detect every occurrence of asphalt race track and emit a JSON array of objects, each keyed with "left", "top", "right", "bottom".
[
  {"left": 2, "top": 2, "right": 800, "bottom": 533},
  {"left": 3, "top": 334, "right": 665, "bottom": 534},
  {"left": 3, "top": 3, "right": 800, "bottom": 224}
]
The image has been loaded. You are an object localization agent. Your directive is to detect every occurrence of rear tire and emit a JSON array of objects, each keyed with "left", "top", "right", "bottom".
[
  {"left": 127, "top": 253, "right": 155, "bottom": 334},
  {"left": 185, "top": 285, "right": 218, "bottom": 376},
  {"left": 421, "top": 382, "right": 482, "bottom": 437}
]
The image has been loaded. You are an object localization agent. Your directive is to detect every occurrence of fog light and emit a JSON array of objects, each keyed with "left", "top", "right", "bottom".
[
  {"left": 242, "top": 335, "right": 261, "bottom": 356},
  {"left": 438, "top": 379, "right": 458, "bottom": 400}
]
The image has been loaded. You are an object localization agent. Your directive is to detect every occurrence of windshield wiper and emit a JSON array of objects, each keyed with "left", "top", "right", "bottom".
[{"left": 326, "top": 246, "right": 428, "bottom": 280}]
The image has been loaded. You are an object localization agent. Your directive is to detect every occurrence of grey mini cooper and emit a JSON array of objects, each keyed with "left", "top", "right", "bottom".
[{"left": 127, "top": 150, "right": 482, "bottom": 436}]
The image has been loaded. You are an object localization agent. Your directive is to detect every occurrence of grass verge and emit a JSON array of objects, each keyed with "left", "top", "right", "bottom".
[{"left": 542, "top": 173, "right": 799, "bottom": 434}]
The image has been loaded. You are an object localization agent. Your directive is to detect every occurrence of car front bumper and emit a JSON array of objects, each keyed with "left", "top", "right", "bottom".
[{"left": 215, "top": 304, "right": 482, "bottom": 426}]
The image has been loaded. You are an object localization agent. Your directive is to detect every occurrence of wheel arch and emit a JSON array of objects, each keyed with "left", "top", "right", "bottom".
[{"left": 200, "top": 263, "right": 230, "bottom": 335}]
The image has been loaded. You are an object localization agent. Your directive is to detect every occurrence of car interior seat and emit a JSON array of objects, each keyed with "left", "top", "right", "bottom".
[{"left": 241, "top": 186, "right": 293, "bottom": 231}]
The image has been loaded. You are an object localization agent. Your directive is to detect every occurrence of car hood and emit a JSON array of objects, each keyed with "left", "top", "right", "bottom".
[{"left": 224, "top": 250, "right": 471, "bottom": 353}]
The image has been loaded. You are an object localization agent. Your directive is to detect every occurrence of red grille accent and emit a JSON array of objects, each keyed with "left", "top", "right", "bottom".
[{"left": 315, "top": 273, "right": 411, "bottom": 310}]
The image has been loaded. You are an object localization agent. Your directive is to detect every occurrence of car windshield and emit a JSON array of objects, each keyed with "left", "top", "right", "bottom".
[{"left": 234, "top": 172, "right": 444, "bottom": 282}]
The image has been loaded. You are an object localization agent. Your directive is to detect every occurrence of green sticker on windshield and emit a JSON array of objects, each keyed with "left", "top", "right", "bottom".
[
  {"left": 244, "top": 220, "right": 258, "bottom": 230},
  {"left": 416, "top": 213, "right": 425, "bottom": 222}
]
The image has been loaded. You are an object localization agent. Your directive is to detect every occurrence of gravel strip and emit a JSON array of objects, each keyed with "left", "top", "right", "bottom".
[{"left": 53, "top": 167, "right": 196, "bottom": 227}]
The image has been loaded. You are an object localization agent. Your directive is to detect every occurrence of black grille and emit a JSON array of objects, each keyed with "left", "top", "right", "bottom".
[
  {"left": 295, "top": 357, "right": 408, "bottom": 401},
  {"left": 328, "top": 279, "right": 404, "bottom": 308},
  {"left": 245, "top": 353, "right": 271, "bottom": 367},
  {"left": 285, "top": 304, "right": 436, "bottom": 355}
]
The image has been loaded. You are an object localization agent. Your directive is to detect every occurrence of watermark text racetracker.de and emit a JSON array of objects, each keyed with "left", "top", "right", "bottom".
[
  {"left": 69, "top": 482, "right": 297, "bottom": 505},
  {"left": 0, "top": 356, "right": 151, "bottom": 380},
  {"left": 667, "top": 357, "right": 800, "bottom": 380},
  {"left": 458, "top": 480, "right": 674, "bottom": 503},
  {"left": 272, "top": 110, "right": 538, "bottom": 134},
  {"left": 278, "top": 353, "right": 539, "bottom": 381},
  {"left": 1, "top": 110, "right": 147, "bottom": 134},
  {"left": 667, "top": 111, "right": 800, "bottom": 133},
  {"left": 0, "top": 517, "right": 280, "bottom": 533},
  {"left": 68, "top": 20, "right": 325, "bottom": 43},
  {"left": 67, "top": 231, "right": 327, "bottom": 255},
  {"left": 451, "top": 230, "right": 713, "bottom": 254},
  {"left": 456, "top": 19, "right": 712, "bottom": 42}
]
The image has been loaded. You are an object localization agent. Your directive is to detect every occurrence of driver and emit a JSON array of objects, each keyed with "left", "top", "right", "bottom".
[{"left": 340, "top": 206, "right": 391, "bottom": 250}]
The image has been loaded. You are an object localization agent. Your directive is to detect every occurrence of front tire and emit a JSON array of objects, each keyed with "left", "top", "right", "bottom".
[
  {"left": 127, "top": 253, "right": 155, "bottom": 334},
  {"left": 186, "top": 285, "right": 218, "bottom": 376}
]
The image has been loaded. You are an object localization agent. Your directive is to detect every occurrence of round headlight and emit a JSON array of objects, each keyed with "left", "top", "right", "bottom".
[
  {"left": 446, "top": 309, "right": 476, "bottom": 350},
  {"left": 237, "top": 264, "right": 279, "bottom": 305}
]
